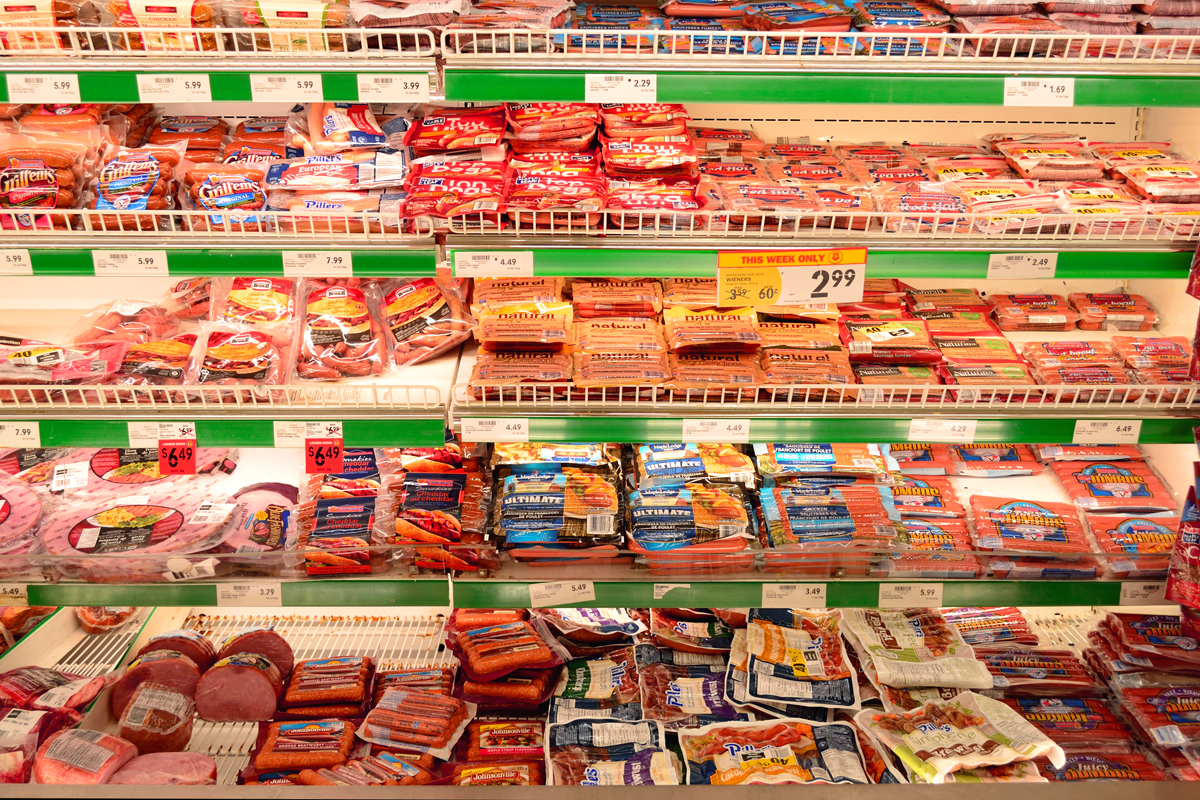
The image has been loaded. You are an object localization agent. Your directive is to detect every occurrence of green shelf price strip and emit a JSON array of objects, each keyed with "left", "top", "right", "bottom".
[
  {"left": 449, "top": 248, "right": 1193, "bottom": 280},
  {"left": 2, "top": 419, "right": 447, "bottom": 448},
  {"left": 27, "top": 578, "right": 452, "bottom": 608},
  {"left": 0, "top": 248, "right": 437, "bottom": 278},
  {"left": 443, "top": 70, "right": 1200, "bottom": 107},
  {"left": 458, "top": 416, "right": 1198, "bottom": 445}
]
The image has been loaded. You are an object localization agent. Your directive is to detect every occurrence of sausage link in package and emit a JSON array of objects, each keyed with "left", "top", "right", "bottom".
[
  {"left": 678, "top": 718, "right": 872, "bottom": 786},
  {"left": 969, "top": 496, "right": 1098, "bottom": 579},
  {"left": 634, "top": 443, "right": 755, "bottom": 489},
  {"left": 842, "top": 608, "right": 994, "bottom": 690},
  {"left": 101, "top": 331, "right": 198, "bottom": 402},
  {"left": 208, "top": 277, "right": 298, "bottom": 352},
  {"left": 743, "top": 608, "right": 861, "bottom": 711},
  {"left": 295, "top": 281, "right": 389, "bottom": 381},
  {"left": 357, "top": 687, "right": 475, "bottom": 759},
  {"left": 452, "top": 618, "right": 568, "bottom": 682},
  {"left": 379, "top": 278, "right": 473, "bottom": 367},
  {"left": 1051, "top": 460, "right": 1177, "bottom": 513},
  {"left": 546, "top": 718, "right": 679, "bottom": 786},
  {"left": 495, "top": 467, "right": 621, "bottom": 548},
  {"left": 88, "top": 142, "right": 186, "bottom": 231},
  {"left": 635, "top": 644, "right": 745, "bottom": 731},
  {"left": 855, "top": 692, "right": 1066, "bottom": 784},
  {"left": 192, "top": 325, "right": 285, "bottom": 403},
  {"left": 291, "top": 103, "right": 387, "bottom": 156}
]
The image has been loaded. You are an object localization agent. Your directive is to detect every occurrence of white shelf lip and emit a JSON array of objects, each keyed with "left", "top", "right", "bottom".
[
  {"left": 452, "top": 381, "right": 1200, "bottom": 414},
  {"left": 0, "top": 25, "right": 439, "bottom": 61},
  {"left": 0, "top": 382, "right": 447, "bottom": 412},
  {"left": 448, "top": 210, "right": 1200, "bottom": 243},
  {"left": 443, "top": 28, "right": 1200, "bottom": 72}
]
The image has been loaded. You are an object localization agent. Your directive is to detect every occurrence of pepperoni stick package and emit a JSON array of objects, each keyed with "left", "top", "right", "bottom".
[
  {"left": 548, "top": 646, "right": 641, "bottom": 723},
  {"left": 1052, "top": 460, "right": 1177, "bottom": 513},
  {"left": 744, "top": 608, "right": 860, "bottom": 711},
  {"left": 546, "top": 718, "right": 679, "bottom": 786},
  {"left": 856, "top": 692, "right": 1065, "bottom": 784},
  {"left": 295, "top": 281, "right": 389, "bottom": 381},
  {"left": 678, "top": 718, "right": 871, "bottom": 786},
  {"left": 842, "top": 608, "right": 993, "bottom": 690},
  {"left": 649, "top": 610, "right": 734, "bottom": 655}
]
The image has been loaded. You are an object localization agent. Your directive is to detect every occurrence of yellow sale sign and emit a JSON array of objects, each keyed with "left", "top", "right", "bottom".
[{"left": 716, "top": 247, "right": 868, "bottom": 307}]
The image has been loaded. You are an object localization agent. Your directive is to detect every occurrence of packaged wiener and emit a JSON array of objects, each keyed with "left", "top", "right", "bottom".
[
  {"left": 842, "top": 608, "right": 993, "bottom": 690},
  {"left": 548, "top": 646, "right": 641, "bottom": 722},
  {"left": 191, "top": 325, "right": 285, "bottom": 403},
  {"left": 754, "top": 443, "right": 898, "bottom": 480},
  {"left": 289, "top": 103, "right": 387, "bottom": 156},
  {"left": 634, "top": 444, "right": 755, "bottom": 488},
  {"left": 678, "top": 717, "right": 871, "bottom": 785},
  {"left": 88, "top": 142, "right": 187, "bottom": 231},
  {"left": 208, "top": 277, "right": 298, "bottom": 351},
  {"left": 949, "top": 444, "right": 1044, "bottom": 477},
  {"left": 1050, "top": 460, "right": 1177, "bottom": 513},
  {"left": 494, "top": 467, "right": 621, "bottom": 547},
  {"left": 634, "top": 645, "right": 745, "bottom": 731},
  {"left": 546, "top": 718, "right": 679, "bottom": 785},
  {"left": 357, "top": 687, "right": 476, "bottom": 759}
]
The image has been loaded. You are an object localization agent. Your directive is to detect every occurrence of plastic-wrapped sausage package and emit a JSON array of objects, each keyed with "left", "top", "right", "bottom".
[
  {"left": 295, "top": 280, "right": 390, "bottom": 381},
  {"left": 678, "top": 718, "right": 872, "bottom": 785},
  {"left": 743, "top": 608, "right": 861, "bottom": 710},
  {"left": 842, "top": 609, "right": 994, "bottom": 690},
  {"left": 546, "top": 718, "right": 679, "bottom": 785},
  {"left": 379, "top": 278, "right": 473, "bottom": 367}
]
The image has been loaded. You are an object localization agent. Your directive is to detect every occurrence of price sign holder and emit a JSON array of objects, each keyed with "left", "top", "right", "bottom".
[
  {"left": 717, "top": 248, "right": 867, "bottom": 307},
  {"left": 584, "top": 74, "right": 656, "bottom": 103},
  {"left": 217, "top": 581, "right": 283, "bottom": 607},
  {"left": 879, "top": 583, "right": 943, "bottom": 608},
  {"left": 158, "top": 438, "right": 197, "bottom": 476},
  {"left": 1073, "top": 419, "right": 1141, "bottom": 445},
  {"left": 762, "top": 583, "right": 827, "bottom": 608},
  {"left": 909, "top": 418, "right": 977, "bottom": 443},
  {"left": 305, "top": 438, "right": 344, "bottom": 474},
  {"left": 0, "top": 250, "right": 32, "bottom": 276},
  {"left": 452, "top": 251, "right": 534, "bottom": 278},
  {"left": 987, "top": 252, "right": 1057, "bottom": 279},
  {"left": 681, "top": 419, "right": 750, "bottom": 444},
  {"left": 282, "top": 251, "right": 353, "bottom": 277},
  {"left": 0, "top": 585, "right": 27, "bottom": 606},
  {"left": 529, "top": 580, "right": 595, "bottom": 606},
  {"left": 0, "top": 422, "right": 39, "bottom": 448},
  {"left": 461, "top": 418, "right": 530, "bottom": 443},
  {"left": 1004, "top": 77, "right": 1075, "bottom": 107}
]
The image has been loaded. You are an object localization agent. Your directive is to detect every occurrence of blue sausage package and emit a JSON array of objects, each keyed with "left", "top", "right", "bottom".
[{"left": 545, "top": 718, "right": 679, "bottom": 785}]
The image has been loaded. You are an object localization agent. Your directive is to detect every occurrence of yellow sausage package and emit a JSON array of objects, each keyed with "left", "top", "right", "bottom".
[
  {"left": 854, "top": 692, "right": 1065, "bottom": 784},
  {"left": 474, "top": 302, "right": 574, "bottom": 351},
  {"left": 664, "top": 306, "right": 761, "bottom": 353},
  {"left": 754, "top": 443, "right": 898, "bottom": 480},
  {"left": 470, "top": 277, "right": 564, "bottom": 316}
]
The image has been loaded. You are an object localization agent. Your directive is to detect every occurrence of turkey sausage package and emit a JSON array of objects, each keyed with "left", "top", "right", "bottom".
[{"left": 854, "top": 692, "right": 1066, "bottom": 784}]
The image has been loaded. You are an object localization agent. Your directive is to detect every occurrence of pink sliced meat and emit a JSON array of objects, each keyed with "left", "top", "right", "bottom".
[
  {"left": 76, "top": 607, "right": 136, "bottom": 635},
  {"left": 39, "top": 487, "right": 242, "bottom": 583},
  {"left": 194, "top": 653, "right": 282, "bottom": 723},
  {"left": 0, "top": 474, "right": 42, "bottom": 552},
  {"left": 111, "top": 651, "right": 200, "bottom": 719},
  {"left": 136, "top": 630, "right": 216, "bottom": 672},
  {"left": 32, "top": 729, "right": 137, "bottom": 784},
  {"left": 118, "top": 682, "right": 194, "bottom": 755},
  {"left": 109, "top": 752, "right": 216, "bottom": 785},
  {"left": 0, "top": 448, "right": 75, "bottom": 487},
  {"left": 0, "top": 707, "right": 83, "bottom": 783},
  {"left": 216, "top": 627, "right": 293, "bottom": 678},
  {"left": 0, "top": 667, "right": 105, "bottom": 712},
  {"left": 67, "top": 447, "right": 239, "bottom": 496},
  {"left": 218, "top": 482, "right": 297, "bottom": 561}
]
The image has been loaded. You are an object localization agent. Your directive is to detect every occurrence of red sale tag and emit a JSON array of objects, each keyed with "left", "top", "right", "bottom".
[
  {"left": 158, "top": 438, "right": 196, "bottom": 475},
  {"left": 305, "top": 437, "right": 343, "bottom": 474}
]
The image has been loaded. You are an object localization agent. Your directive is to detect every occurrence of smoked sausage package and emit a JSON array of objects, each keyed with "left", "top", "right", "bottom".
[
  {"left": 379, "top": 277, "right": 474, "bottom": 368},
  {"left": 295, "top": 280, "right": 390, "bottom": 381}
]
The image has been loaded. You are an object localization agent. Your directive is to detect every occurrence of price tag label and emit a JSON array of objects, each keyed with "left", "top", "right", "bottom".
[
  {"left": 987, "top": 252, "right": 1057, "bottom": 279},
  {"left": 879, "top": 582, "right": 943, "bottom": 608},
  {"left": 653, "top": 583, "right": 690, "bottom": 600},
  {"left": 158, "top": 438, "right": 197, "bottom": 476},
  {"left": 6, "top": 74, "right": 79, "bottom": 102},
  {"left": 584, "top": 74, "right": 656, "bottom": 103},
  {"left": 305, "top": 438, "right": 344, "bottom": 475},
  {"left": 680, "top": 419, "right": 750, "bottom": 444},
  {"left": 461, "top": 418, "right": 529, "bottom": 443},
  {"left": 92, "top": 250, "right": 168, "bottom": 277},
  {"left": 217, "top": 581, "right": 283, "bottom": 607},
  {"left": 0, "top": 422, "right": 39, "bottom": 448},
  {"left": 51, "top": 462, "right": 88, "bottom": 492},
  {"left": 0, "top": 250, "right": 32, "bottom": 276},
  {"left": 1119, "top": 582, "right": 1167, "bottom": 606},
  {"left": 136, "top": 74, "right": 211, "bottom": 103},
  {"left": 452, "top": 251, "right": 534, "bottom": 278},
  {"left": 0, "top": 584, "right": 27, "bottom": 606},
  {"left": 762, "top": 583, "right": 827, "bottom": 608},
  {"left": 357, "top": 73, "right": 429, "bottom": 102},
  {"left": 250, "top": 73, "right": 322, "bottom": 102},
  {"left": 128, "top": 422, "right": 196, "bottom": 447},
  {"left": 908, "top": 418, "right": 977, "bottom": 443},
  {"left": 187, "top": 502, "right": 236, "bottom": 526},
  {"left": 717, "top": 248, "right": 867, "bottom": 307},
  {"left": 1004, "top": 77, "right": 1075, "bottom": 107},
  {"left": 273, "top": 421, "right": 342, "bottom": 447},
  {"left": 1073, "top": 419, "right": 1141, "bottom": 445},
  {"left": 529, "top": 580, "right": 595, "bottom": 607},
  {"left": 282, "top": 251, "right": 353, "bottom": 277}
]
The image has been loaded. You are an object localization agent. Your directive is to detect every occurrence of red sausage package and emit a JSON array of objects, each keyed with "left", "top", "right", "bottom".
[
  {"left": 191, "top": 326, "right": 284, "bottom": 403},
  {"left": 101, "top": 331, "right": 199, "bottom": 401},
  {"left": 66, "top": 300, "right": 178, "bottom": 353},
  {"left": 295, "top": 281, "right": 389, "bottom": 381},
  {"left": 208, "top": 277, "right": 298, "bottom": 349},
  {"left": 451, "top": 617, "right": 568, "bottom": 682},
  {"left": 1051, "top": 460, "right": 1178, "bottom": 513},
  {"left": 1089, "top": 514, "right": 1180, "bottom": 579},
  {"left": 943, "top": 607, "right": 1041, "bottom": 647},
  {"left": 379, "top": 278, "right": 473, "bottom": 367},
  {"left": 976, "top": 646, "right": 1104, "bottom": 697},
  {"left": 357, "top": 687, "right": 475, "bottom": 759},
  {"left": 1067, "top": 293, "right": 1159, "bottom": 331},
  {"left": 840, "top": 319, "right": 941, "bottom": 363},
  {"left": 970, "top": 495, "right": 1099, "bottom": 579},
  {"left": 988, "top": 293, "right": 1080, "bottom": 332},
  {"left": 950, "top": 444, "right": 1044, "bottom": 477}
]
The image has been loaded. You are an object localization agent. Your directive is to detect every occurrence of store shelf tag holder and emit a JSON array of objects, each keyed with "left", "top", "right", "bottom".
[
  {"left": 0, "top": 421, "right": 39, "bottom": 448},
  {"left": 987, "top": 253, "right": 1057, "bottom": 279},
  {"left": 585, "top": 74, "right": 656, "bottom": 103},
  {"left": 1073, "top": 419, "right": 1141, "bottom": 444},
  {"left": 218, "top": 581, "right": 283, "bottom": 608},
  {"left": 880, "top": 583, "right": 943, "bottom": 608},
  {"left": 530, "top": 580, "right": 595, "bottom": 607},
  {"left": 908, "top": 418, "right": 976, "bottom": 443},
  {"left": 136, "top": 74, "right": 212, "bottom": 103},
  {"left": 762, "top": 583, "right": 826, "bottom": 608},
  {"left": 1003, "top": 77, "right": 1075, "bottom": 107},
  {"left": 251, "top": 74, "right": 323, "bottom": 102},
  {"left": 0, "top": 250, "right": 32, "bottom": 276},
  {"left": 717, "top": 248, "right": 867, "bottom": 307},
  {"left": 6, "top": 74, "right": 79, "bottom": 103},
  {"left": 462, "top": 418, "right": 530, "bottom": 443},
  {"left": 452, "top": 251, "right": 534, "bottom": 278}
]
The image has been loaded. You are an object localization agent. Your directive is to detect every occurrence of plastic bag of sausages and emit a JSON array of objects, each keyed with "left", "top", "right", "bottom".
[
  {"left": 190, "top": 324, "right": 286, "bottom": 403},
  {"left": 178, "top": 162, "right": 271, "bottom": 233},
  {"left": 379, "top": 278, "right": 474, "bottom": 368},
  {"left": 100, "top": 331, "right": 201, "bottom": 403},
  {"left": 295, "top": 280, "right": 391, "bottom": 381},
  {"left": 0, "top": 130, "right": 97, "bottom": 230},
  {"left": 87, "top": 142, "right": 188, "bottom": 231},
  {"left": 208, "top": 277, "right": 298, "bottom": 355}
]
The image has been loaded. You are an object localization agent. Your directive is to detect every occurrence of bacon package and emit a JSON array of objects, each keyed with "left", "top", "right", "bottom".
[
  {"left": 743, "top": 608, "right": 860, "bottom": 711},
  {"left": 678, "top": 717, "right": 870, "bottom": 786}
]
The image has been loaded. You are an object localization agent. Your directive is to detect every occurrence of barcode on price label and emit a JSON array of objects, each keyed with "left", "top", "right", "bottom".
[
  {"left": 529, "top": 580, "right": 595, "bottom": 606},
  {"left": 188, "top": 502, "right": 237, "bottom": 526},
  {"left": 680, "top": 418, "right": 750, "bottom": 443},
  {"left": 1073, "top": 419, "right": 1141, "bottom": 445},
  {"left": 879, "top": 583, "right": 943, "bottom": 608},
  {"left": 1004, "top": 77, "right": 1074, "bottom": 107},
  {"left": 1119, "top": 582, "right": 1167, "bottom": 605},
  {"left": 136, "top": 74, "right": 211, "bottom": 103},
  {"left": 0, "top": 250, "right": 32, "bottom": 276},
  {"left": 461, "top": 418, "right": 529, "bottom": 443},
  {"left": 357, "top": 73, "right": 429, "bottom": 102},
  {"left": 986, "top": 252, "right": 1057, "bottom": 279},
  {"left": 127, "top": 421, "right": 196, "bottom": 447},
  {"left": 584, "top": 73, "right": 657, "bottom": 103},
  {"left": 250, "top": 73, "right": 322, "bottom": 102},
  {"left": 908, "top": 418, "right": 976, "bottom": 443},
  {"left": 653, "top": 583, "right": 690, "bottom": 600},
  {"left": 217, "top": 581, "right": 283, "bottom": 607},
  {"left": 51, "top": 462, "right": 88, "bottom": 492},
  {"left": 762, "top": 583, "right": 827, "bottom": 608},
  {"left": 452, "top": 251, "right": 534, "bottom": 278},
  {"left": 93, "top": 251, "right": 168, "bottom": 276},
  {"left": 0, "top": 422, "right": 39, "bottom": 448},
  {"left": 282, "top": 251, "right": 353, "bottom": 277}
]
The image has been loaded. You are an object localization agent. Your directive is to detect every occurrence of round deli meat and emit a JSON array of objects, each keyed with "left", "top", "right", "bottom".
[
  {"left": 32, "top": 729, "right": 137, "bottom": 784},
  {"left": 135, "top": 630, "right": 216, "bottom": 672},
  {"left": 194, "top": 653, "right": 282, "bottom": 723},
  {"left": 109, "top": 752, "right": 217, "bottom": 785},
  {"left": 117, "top": 682, "right": 194, "bottom": 754},
  {"left": 219, "top": 482, "right": 297, "bottom": 563},
  {"left": 76, "top": 607, "right": 136, "bottom": 635},
  {"left": 111, "top": 650, "right": 200, "bottom": 719},
  {"left": 67, "top": 447, "right": 238, "bottom": 496},
  {"left": 216, "top": 627, "right": 294, "bottom": 678},
  {"left": 0, "top": 473, "right": 42, "bottom": 552}
]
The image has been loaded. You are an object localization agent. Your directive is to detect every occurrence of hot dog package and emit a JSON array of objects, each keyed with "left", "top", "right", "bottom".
[
  {"left": 1051, "top": 460, "right": 1177, "bottom": 513},
  {"left": 295, "top": 281, "right": 390, "bottom": 381},
  {"left": 678, "top": 718, "right": 871, "bottom": 786}
]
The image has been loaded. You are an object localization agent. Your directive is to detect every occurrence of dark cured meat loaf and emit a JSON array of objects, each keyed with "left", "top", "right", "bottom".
[
  {"left": 217, "top": 628, "right": 294, "bottom": 678},
  {"left": 194, "top": 653, "right": 282, "bottom": 723},
  {"left": 111, "top": 650, "right": 200, "bottom": 719},
  {"left": 118, "top": 682, "right": 194, "bottom": 754},
  {"left": 136, "top": 630, "right": 217, "bottom": 672}
]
